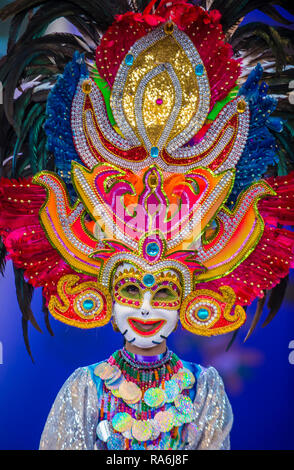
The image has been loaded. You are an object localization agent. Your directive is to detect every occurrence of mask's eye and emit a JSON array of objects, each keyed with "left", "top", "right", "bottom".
[
  {"left": 153, "top": 287, "right": 176, "bottom": 301},
  {"left": 120, "top": 284, "right": 141, "bottom": 300}
]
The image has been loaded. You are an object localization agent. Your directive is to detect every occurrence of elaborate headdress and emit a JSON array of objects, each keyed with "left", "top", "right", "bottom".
[{"left": 0, "top": 0, "right": 294, "bottom": 357}]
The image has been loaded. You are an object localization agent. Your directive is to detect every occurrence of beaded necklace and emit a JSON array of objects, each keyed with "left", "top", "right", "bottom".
[
  {"left": 110, "top": 347, "right": 181, "bottom": 379},
  {"left": 94, "top": 349, "right": 197, "bottom": 450}
]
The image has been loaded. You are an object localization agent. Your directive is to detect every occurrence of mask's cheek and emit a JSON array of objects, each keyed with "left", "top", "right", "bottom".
[
  {"left": 156, "top": 308, "right": 179, "bottom": 337},
  {"left": 113, "top": 303, "right": 133, "bottom": 331}
]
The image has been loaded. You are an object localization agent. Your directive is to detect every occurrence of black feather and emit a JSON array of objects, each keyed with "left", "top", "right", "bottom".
[
  {"left": 42, "top": 293, "right": 54, "bottom": 337},
  {"left": 13, "top": 265, "right": 42, "bottom": 334},
  {"left": 7, "top": 10, "right": 27, "bottom": 53},
  {"left": 259, "top": 5, "right": 294, "bottom": 26},
  {"left": 231, "top": 23, "right": 288, "bottom": 73},
  {"left": 21, "top": 316, "right": 35, "bottom": 363},
  {"left": 207, "top": 1, "right": 294, "bottom": 32},
  {"left": 0, "top": 0, "right": 130, "bottom": 36},
  {"left": 226, "top": 327, "right": 240, "bottom": 351},
  {"left": 244, "top": 292, "right": 267, "bottom": 341},
  {"left": 262, "top": 276, "right": 289, "bottom": 327},
  {"left": 0, "top": 238, "right": 7, "bottom": 276}
]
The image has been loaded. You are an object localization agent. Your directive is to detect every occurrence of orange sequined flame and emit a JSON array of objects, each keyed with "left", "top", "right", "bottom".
[{"left": 180, "top": 286, "right": 246, "bottom": 336}]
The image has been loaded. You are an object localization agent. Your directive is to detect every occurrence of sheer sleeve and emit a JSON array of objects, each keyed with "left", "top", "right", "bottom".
[
  {"left": 39, "top": 367, "right": 99, "bottom": 450},
  {"left": 189, "top": 366, "right": 233, "bottom": 450}
]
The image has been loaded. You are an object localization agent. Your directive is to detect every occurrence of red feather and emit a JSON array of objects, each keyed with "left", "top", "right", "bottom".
[{"left": 196, "top": 173, "right": 294, "bottom": 306}]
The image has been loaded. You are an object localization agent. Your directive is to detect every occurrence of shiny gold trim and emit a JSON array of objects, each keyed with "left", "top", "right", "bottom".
[
  {"left": 180, "top": 285, "right": 246, "bottom": 336},
  {"left": 48, "top": 274, "right": 112, "bottom": 328}
]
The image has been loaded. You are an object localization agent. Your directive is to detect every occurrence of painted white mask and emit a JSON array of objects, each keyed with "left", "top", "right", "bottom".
[{"left": 112, "top": 263, "right": 181, "bottom": 349}]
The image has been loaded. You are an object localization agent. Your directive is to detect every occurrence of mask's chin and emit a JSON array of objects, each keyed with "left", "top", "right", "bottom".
[{"left": 113, "top": 302, "right": 179, "bottom": 349}]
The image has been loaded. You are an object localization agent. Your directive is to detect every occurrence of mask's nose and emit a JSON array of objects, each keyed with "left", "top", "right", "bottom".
[{"left": 140, "top": 291, "right": 152, "bottom": 316}]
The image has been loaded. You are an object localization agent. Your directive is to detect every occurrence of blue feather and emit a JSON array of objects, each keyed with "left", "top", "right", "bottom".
[
  {"left": 228, "top": 64, "right": 284, "bottom": 205},
  {"left": 44, "top": 51, "right": 88, "bottom": 197}
]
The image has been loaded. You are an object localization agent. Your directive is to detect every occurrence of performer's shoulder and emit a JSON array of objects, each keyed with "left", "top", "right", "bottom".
[
  {"left": 181, "top": 360, "right": 225, "bottom": 384},
  {"left": 181, "top": 359, "right": 203, "bottom": 379},
  {"left": 61, "top": 359, "right": 108, "bottom": 389}
]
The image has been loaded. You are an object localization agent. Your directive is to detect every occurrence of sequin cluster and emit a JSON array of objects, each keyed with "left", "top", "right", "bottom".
[
  {"left": 111, "top": 24, "right": 209, "bottom": 151},
  {"left": 196, "top": 181, "right": 274, "bottom": 278},
  {"left": 69, "top": 22, "right": 248, "bottom": 174}
]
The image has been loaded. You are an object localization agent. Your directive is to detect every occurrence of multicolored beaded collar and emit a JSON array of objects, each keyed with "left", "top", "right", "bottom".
[
  {"left": 121, "top": 347, "right": 172, "bottom": 369},
  {"left": 94, "top": 349, "right": 197, "bottom": 450}
]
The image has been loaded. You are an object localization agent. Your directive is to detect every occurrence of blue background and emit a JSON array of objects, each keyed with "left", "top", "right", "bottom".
[{"left": 0, "top": 2, "right": 293, "bottom": 451}]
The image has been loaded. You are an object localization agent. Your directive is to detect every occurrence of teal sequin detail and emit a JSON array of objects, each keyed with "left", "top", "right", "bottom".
[
  {"left": 125, "top": 54, "right": 134, "bottom": 66},
  {"left": 197, "top": 308, "right": 209, "bottom": 320},
  {"left": 83, "top": 299, "right": 94, "bottom": 311},
  {"left": 142, "top": 274, "right": 155, "bottom": 287},
  {"left": 146, "top": 242, "right": 160, "bottom": 257},
  {"left": 150, "top": 147, "right": 159, "bottom": 158}
]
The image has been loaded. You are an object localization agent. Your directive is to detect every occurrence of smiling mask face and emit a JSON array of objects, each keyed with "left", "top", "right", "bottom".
[{"left": 112, "top": 263, "right": 181, "bottom": 349}]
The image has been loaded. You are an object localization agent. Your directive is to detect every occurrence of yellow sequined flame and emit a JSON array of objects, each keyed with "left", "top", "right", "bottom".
[
  {"left": 48, "top": 274, "right": 112, "bottom": 328},
  {"left": 33, "top": 171, "right": 104, "bottom": 278},
  {"left": 118, "top": 37, "right": 201, "bottom": 147},
  {"left": 180, "top": 286, "right": 246, "bottom": 336}
]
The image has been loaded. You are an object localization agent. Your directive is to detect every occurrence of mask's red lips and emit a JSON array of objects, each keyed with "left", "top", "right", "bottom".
[{"left": 128, "top": 318, "right": 166, "bottom": 336}]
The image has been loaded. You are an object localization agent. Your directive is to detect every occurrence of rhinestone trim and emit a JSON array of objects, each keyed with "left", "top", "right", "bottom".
[
  {"left": 72, "top": 79, "right": 133, "bottom": 170},
  {"left": 110, "top": 23, "right": 209, "bottom": 153},
  {"left": 100, "top": 253, "right": 193, "bottom": 297},
  {"left": 167, "top": 26, "right": 210, "bottom": 151},
  {"left": 196, "top": 184, "right": 269, "bottom": 263},
  {"left": 166, "top": 170, "right": 234, "bottom": 251},
  {"left": 38, "top": 174, "right": 92, "bottom": 256},
  {"left": 166, "top": 97, "right": 250, "bottom": 173}
]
